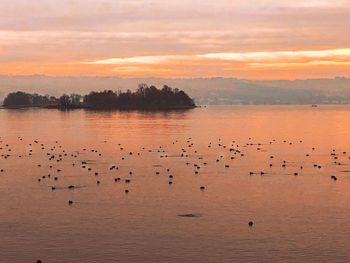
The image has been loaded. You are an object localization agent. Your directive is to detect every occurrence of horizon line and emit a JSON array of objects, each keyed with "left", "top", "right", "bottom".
[{"left": 0, "top": 74, "right": 349, "bottom": 82}]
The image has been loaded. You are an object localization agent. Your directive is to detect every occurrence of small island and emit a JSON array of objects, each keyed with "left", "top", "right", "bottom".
[{"left": 1, "top": 84, "right": 196, "bottom": 110}]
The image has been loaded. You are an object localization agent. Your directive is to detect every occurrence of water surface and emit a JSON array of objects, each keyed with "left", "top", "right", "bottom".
[{"left": 1, "top": 105, "right": 350, "bottom": 263}]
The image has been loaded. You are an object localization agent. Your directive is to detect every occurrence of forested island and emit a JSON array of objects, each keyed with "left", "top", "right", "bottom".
[{"left": 1, "top": 84, "right": 196, "bottom": 110}]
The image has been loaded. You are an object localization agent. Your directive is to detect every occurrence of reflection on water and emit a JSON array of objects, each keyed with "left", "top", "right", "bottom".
[{"left": 1, "top": 105, "right": 350, "bottom": 263}]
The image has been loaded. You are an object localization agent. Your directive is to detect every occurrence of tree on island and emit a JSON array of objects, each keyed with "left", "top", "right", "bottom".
[
  {"left": 3, "top": 91, "right": 58, "bottom": 108},
  {"left": 2, "top": 84, "right": 195, "bottom": 110},
  {"left": 83, "top": 84, "right": 195, "bottom": 110},
  {"left": 58, "top": 94, "right": 83, "bottom": 109}
]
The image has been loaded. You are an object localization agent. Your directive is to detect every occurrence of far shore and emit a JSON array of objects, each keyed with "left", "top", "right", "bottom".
[{"left": 3, "top": 104, "right": 350, "bottom": 111}]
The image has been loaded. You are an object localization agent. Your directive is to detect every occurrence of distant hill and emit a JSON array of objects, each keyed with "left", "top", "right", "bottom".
[{"left": 0, "top": 75, "right": 349, "bottom": 105}]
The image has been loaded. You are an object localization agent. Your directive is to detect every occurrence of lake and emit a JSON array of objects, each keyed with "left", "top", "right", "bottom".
[{"left": 1, "top": 105, "right": 350, "bottom": 263}]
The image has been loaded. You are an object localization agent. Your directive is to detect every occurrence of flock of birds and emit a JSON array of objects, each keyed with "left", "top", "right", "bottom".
[
  {"left": 0, "top": 137, "right": 350, "bottom": 207},
  {"left": 1, "top": 136, "right": 349, "bottom": 183},
  {"left": 1, "top": 135, "right": 350, "bottom": 263},
  {"left": 1, "top": 135, "right": 347, "bottom": 196}
]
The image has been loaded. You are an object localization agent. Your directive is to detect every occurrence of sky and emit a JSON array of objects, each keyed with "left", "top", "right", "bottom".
[{"left": 0, "top": 0, "right": 350, "bottom": 79}]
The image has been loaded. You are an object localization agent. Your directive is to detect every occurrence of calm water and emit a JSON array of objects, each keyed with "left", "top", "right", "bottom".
[{"left": 1, "top": 105, "right": 350, "bottom": 263}]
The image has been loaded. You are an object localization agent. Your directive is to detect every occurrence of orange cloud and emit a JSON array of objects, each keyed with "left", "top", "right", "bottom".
[{"left": 1, "top": 1, "right": 350, "bottom": 78}]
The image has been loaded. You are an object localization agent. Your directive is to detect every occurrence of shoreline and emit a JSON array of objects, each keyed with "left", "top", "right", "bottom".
[
  {"left": 4, "top": 104, "right": 350, "bottom": 110},
  {"left": 0, "top": 105, "right": 197, "bottom": 111}
]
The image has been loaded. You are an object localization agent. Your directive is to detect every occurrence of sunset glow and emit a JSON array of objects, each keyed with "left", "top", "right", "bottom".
[{"left": 0, "top": 0, "right": 350, "bottom": 79}]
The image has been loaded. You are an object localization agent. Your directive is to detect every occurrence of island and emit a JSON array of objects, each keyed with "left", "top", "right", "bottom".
[{"left": 1, "top": 84, "right": 196, "bottom": 110}]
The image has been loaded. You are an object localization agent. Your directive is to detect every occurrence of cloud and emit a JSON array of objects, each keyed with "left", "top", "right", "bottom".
[
  {"left": 249, "top": 61, "right": 350, "bottom": 68},
  {"left": 88, "top": 48, "right": 350, "bottom": 65},
  {"left": 277, "top": 0, "right": 350, "bottom": 8},
  {"left": 89, "top": 55, "right": 183, "bottom": 65},
  {"left": 0, "top": 1, "right": 350, "bottom": 78},
  {"left": 199, "top": 49, "right": 350, "bottom": 62},
  {"left": 1, "top": 0, "right": 349, "bottom": 31}
]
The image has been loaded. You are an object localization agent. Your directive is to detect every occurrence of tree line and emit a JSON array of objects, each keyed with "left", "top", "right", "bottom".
[{"left": 2, "top": 84, "right": 196, "bottom": 110}]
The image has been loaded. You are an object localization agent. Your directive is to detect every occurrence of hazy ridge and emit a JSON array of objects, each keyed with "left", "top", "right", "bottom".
[{"left": 0, "top": 75, "right": 349, "bottom": 105}]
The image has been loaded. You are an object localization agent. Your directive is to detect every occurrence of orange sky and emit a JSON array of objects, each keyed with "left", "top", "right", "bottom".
[{"left": 0, "top": 0, "right": 350, "bottom": 79}]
